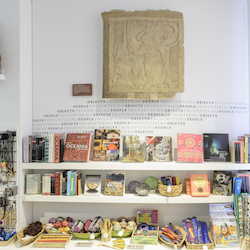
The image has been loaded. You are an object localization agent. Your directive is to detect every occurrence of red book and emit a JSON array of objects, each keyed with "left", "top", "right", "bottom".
[
  {"left": 55, "top": 172, "right": 60, "bottom": 195},
  {"left": 63, "top": 133, "right": 92, "bottom": 162},
  {"left": 54, "top": 134, "right": 60, "bottom": 163}
]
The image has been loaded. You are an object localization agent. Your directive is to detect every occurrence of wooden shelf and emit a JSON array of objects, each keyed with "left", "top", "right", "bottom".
[
  {"left": 22, "top": 161, "right": 250, "bottom": 171},
  {"left": 21, "top": 193, "right": 233, "bottom": 204}
]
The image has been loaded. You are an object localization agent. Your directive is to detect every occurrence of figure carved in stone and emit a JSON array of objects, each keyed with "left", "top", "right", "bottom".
[{"left": 102, "top": 10, "right": 184, "bottom": 99}]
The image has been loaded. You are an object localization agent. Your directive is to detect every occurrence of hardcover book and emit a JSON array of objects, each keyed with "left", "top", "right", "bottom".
[
  {"left": 84, "top": 175, "right": 101, "bottom": 196},
  {"left": 177, "top": 133, "right": 203, "bottom": 163},
  {"left": 212, "top": 171, "right": 232, "bottom": 196},
  {"left": 104, "top": 170, "right": 126, "bottom": 196},
  {"left": 203, "top": 133, "right": 230, "bottom": 162},
  {"left": 190, "top": 174, "right": 210, "bottom": 197},
  {"left": 63, "top": 133, "right": 92, "bottom": 162},
  {"left": 122, "top": 136, "right": 144, "bottom": 163},
  {"left": 146, "top": 136, "right": 172, "bottom": 162},
  {"left": 93, "top": 130, "right": 120, "bottom": 161},
  {"left": 26, "top": 174, "right": 41, "bottom": 195}
]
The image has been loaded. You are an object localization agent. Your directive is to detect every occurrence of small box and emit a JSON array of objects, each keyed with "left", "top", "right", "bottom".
[{"left": 131, "top": 209, "right": 158, "bottom": 245}]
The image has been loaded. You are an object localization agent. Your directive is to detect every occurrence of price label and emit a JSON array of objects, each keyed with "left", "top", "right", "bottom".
[
  {"left": 90, "top": 233, "right": 95, "bottom": 239},
  {"left": 167, "top": 186, "right": 171, "bottom": 192},
  {"left": 104, "top": 232, "right": 109, "bottom": 238},
  {"left": 117, "top": 231, "right": 123, "bottom": 237},
  {"left": 203, "top": 246, "right": 208, "bottom": 250}
]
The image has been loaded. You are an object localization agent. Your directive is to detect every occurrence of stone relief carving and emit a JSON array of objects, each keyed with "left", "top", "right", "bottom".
[{"left": 102, "top": 10, "right": 184, "bottom": 99}]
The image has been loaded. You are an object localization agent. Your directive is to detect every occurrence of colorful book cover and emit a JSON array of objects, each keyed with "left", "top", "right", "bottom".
[
  {"left": 146, "top": 136, "right": 172, "bottom": 162},
  {"left": 203, "top": 133, "right": 230, "bottom": 162},
  {"left": 190, "top": 174, "right": 209, "bottom": 197},
  {"left": 54, "top": 133, "right": 60, "bottom": 163},
  {"left": 212, "top": 217, "right": 239, "bottom": 248},
  {"left": 84, "top": 175, "right": 101, "bottom": 196},
  {"left": 63, "top": 133, "right": 92, "bottom": 162},
  {"left": 122, "top": 136, "right": 144, "bottom": 163},
  {"left": 93, "top": 130, "right": 120, "bottom": 161},
  {"left": 104, "top": 170, "right": 126, "bottom": 196},
  {"left": 177, "top": 133, "right": 203, "bottom": 163},
  {"left": 212, "top": 171, "right": 232, "bottom": 196},
  {"left": 106, "top": 150, "right": 120, "bottom": 161}
]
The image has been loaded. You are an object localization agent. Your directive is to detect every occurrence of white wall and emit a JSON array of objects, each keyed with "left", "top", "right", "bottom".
[
  {"left": 0, "top": 0, "right": 20, "bottom": 125},
  {"left": 30, "top": 0, "right": 249, "bottom": 227}
]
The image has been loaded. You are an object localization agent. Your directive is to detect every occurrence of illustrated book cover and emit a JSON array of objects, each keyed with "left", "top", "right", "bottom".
[
  {"left": 212, "top": 171, "right": 232, "bottom": 196},
  {"left": 63, "top": 133, "right": 92, "bottom": 162},
  {"left": 104, "top": 170, "right": 126, "bottom": 196},
  {"left": 26, "top": 174, "right": 41, "bottom": 195},
  {"left": 93, "top": 129, "right": 120, "bottom": 161},
  {"left": 146, "top": 136, "right": 172, "bottom": 162},
  {"left": 177, "top": 133, "right": 203, "bottom": 163},
  {"left": 122, "top": 136, "right": 144, "bottom": 163},
  {"left": 203, "top": 133, "right": 230, "bottom": 162},
  {"left": 190, "top": 174, "right": 210, "bottom": 197},
  {"left": 84, "top": 175, "right": 101, "bottom": 196},
  {"left": 212, "top": 217, "right": 239, "bottom": 248}
]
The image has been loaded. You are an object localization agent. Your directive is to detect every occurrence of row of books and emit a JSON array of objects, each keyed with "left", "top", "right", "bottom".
[
  {"left": 26, "top": 170, "right": 82, "bottom": 196},
  {"left": 22, "top": 131, "right": 250, "bottom": 163},
  {"left": 25, "top": 170, "right": 126, "bottom": 196}
]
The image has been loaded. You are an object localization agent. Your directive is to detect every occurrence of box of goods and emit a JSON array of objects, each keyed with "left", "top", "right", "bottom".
[
  {"left": 131, "top": 209, "right": 158, "bottom": 245},
  {"left": 33, "top": 234, "right": 72, "bottom": 248},
  {"left": 182, "top": 217, "right": 214, "bottom": 249}
]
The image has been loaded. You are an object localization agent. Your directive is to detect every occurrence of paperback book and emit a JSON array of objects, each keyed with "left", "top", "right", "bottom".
[
  {"left": 177, "top": 133, "right": 203, "bottom": 163},
  {"left": 63, "top": 133, "right": 92, "bottom": 162},
  {"left": 203, "top": 133, "right": 230, "bottom": 162},
  {"left": 212, "top": 171, "right": 232, "bottom": 196},
  {"left": 190, "top": 174, "right": 210, "bottom": 197},
  {"left": 104, "top": 170, "right": 126, "bottom": 196},
  {"left": 146, "top": 136, "right": 172, "bottom": 162},
  {"left": 123, "top": 136, "right": 144, "bottom": 163},
  {"left": 84, "top": 175, "right": 101, "bottom": 196}
]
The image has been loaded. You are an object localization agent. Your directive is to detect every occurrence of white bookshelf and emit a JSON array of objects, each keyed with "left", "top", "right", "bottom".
[
  {"left": 21, "top": 192, "right": 233, "bottom": 204},
  {"left": 22, "top": 161, "right": 249, "bottom": 171}
]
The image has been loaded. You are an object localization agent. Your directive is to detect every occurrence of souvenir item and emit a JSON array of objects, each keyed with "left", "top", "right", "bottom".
[
  {"left": 128, "top": 181, "right": 140, "bottom": 194},
  {"left": 88, "top": 216, "right": 104, "bottom": 233},
  {"left": 61, "top": 221, "right": 69, "bottom": 227},
  {"left": 72, "top": 220, "right": 84, "bottom": 232},
  {"left": 53, "top": 222, "right": 61, "bottom": 229},
  {"left": 69, "top": 222, "right": 74, "bottom": 228},
  {"left": 45, "top": 223, "right": 53, "bottom": 230},
  {"left": 144, "top": 176, "right": 158, "bottom": 190},
  {"left": 113, "top": 222, "right": 122, "bottom": 231},
  {"left": 67, "top": 217, "right": 74, "bottom": 222},
  {"left": 212, "top": 171, "right": 232, "bottom": 196},
  {"left": 56, "top": 216, "right": 65, "bottom": 222},
  {"left": 120, "top": 218, "right": 127, "bottom": 229},
  {"left": 135, "top": 183, "right": 150, "bottom": 196},
  {"left": 48, "top": 218, "right": 57, "bottom": 224}
]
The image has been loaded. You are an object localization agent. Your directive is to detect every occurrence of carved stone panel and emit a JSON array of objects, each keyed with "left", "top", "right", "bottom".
[{"left": 102, "top": 10, "right": 184, "bottom": 99}]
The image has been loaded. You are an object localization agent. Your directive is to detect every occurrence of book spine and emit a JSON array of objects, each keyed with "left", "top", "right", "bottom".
[
  {"left": 60, "top": 171, "right": 63, "bottom": 195},
  {"left": 245, "top": 137, "right": 248, "bottom": 163},
  {"left": 66, "top": 171, "right": 72, "bottom": 196},
  {"left": 23, "top": 137, "right": 29, "bottom": 163},
  {"left": 55, "top": 172, "right": 60, "bottom": 195},
  {"left": 51, "top": 175, "right": 55, "bottom": 195},
  {"left": 87, "top": 134, "right": 92, "bottom": 162},
  {"left": 42, "top": 175, "right": 51, "bottom": 195},
  {"left": 32, "top": 140, "right": 37, "bottom": 162},
  {"left": 54, "top": 134, "right": 60, "bottom": 163},
  {"left": 49, "top": 134, "right": 54, "bottom": 163},
  {"left": 44, "top": 138, "right": 49, "bottom": 163},
  {"left": 29, "top": 135, "right": 32, "bottom": 162},
  {"left": 70, "top": 171, "right": 75, "bottom": 196},
  {"left": 235, "top": 142, "right": 241, "bottom": 163},
  {"left": 59, "top": 139, "right": 64, "bottom": 162}
]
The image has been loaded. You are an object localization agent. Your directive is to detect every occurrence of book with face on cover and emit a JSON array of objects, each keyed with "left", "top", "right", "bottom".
[
  {"left": 63, "top": 133, "right": 92, "bottom": 162},
  {"left": 146, "top": 136, "right": 172, "bottom": 162},
  {"left": 123, "top": 136, "right": 144, "bottom": 163},
  {"left": 104, "top": 170, "right": 126, "bottom": 196},
  {"left": 84, "top": 175, "right": 101, "bottom": 196},
  {"left": 177, "top": 133, "right": 203, "bottom": 163}
]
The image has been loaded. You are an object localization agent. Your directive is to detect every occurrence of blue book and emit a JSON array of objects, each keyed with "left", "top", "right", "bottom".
[{"left": 66, "top": 170, "right": 73, "bottom": 196}]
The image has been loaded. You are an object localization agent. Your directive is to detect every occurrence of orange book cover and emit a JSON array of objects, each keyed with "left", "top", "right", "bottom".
[
  {"left": 63, "top": 133, "right": 92, "bottom": 162},
  {"left": 190, "top": 174, "right": 210, "bottom": 197}
]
